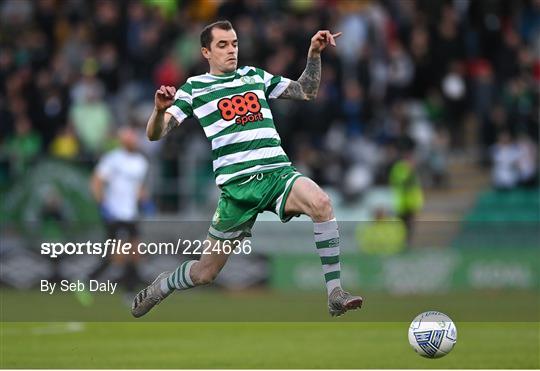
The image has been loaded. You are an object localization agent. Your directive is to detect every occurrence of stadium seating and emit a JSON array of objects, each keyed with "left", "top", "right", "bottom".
[{"left": 453, "top": 188, "right": 540, "bottom": 249}]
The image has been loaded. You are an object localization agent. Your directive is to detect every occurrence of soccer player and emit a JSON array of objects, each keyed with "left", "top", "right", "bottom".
[
  {"left": 132, "top": 20, "right": 363, "bottom": 317},
  {"left": 89, "top": 126, "right": 149, "bottom": 302}
]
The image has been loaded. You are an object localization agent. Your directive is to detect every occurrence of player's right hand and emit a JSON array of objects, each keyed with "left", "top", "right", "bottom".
[{"left": 155, "top": 85, "right": 176, "bottom": 112}]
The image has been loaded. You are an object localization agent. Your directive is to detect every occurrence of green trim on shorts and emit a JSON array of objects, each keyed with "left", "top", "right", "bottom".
[
  {"left": 209, "top": 166, "right": 303, "bottom": 239},
  {"left": 278, "top": 173, "right": 305, "bottom": 223},
  {"left": 208, "top": 226, "right": 246, "bottom": 241}
]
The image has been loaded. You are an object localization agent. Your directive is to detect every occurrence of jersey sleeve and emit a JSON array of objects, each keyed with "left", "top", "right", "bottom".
[
  {"left": 96, "top": 153, "right": 114, "bottom": 180},
  {"left": 165, "top": 82, "right": 193, "bottom": 125},
  {"left": 255, "top": 67, "right": 292, "bottom": 99}
]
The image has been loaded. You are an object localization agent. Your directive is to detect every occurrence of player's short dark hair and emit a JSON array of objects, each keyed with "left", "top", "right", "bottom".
[{"left": 200, "top": 20, "right": 234, "bottom": 49}]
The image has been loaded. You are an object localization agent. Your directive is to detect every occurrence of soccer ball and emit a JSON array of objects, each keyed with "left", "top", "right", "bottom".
[{"left": 408, "top": 311, "right": 457, "bottom": 358}]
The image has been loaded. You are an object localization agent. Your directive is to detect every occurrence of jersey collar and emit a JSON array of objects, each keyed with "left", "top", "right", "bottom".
[{"left": 206, "top": 70, "right": 237, "bottom": 79}]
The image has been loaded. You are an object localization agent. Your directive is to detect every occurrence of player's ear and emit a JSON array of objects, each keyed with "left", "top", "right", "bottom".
[{"left": 201, "top": 47, "right": 211, "bottom": 60}]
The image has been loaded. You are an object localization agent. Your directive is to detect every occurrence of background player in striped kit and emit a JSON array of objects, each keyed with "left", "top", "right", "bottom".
[{"left": 132, "top": 20, "right": 363, "bottom": 318}]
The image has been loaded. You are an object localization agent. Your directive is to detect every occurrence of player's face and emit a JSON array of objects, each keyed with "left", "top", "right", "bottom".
[
  {"left": 119, "top": 128, "right": 138, "bottom": 151},
  {"left": 203, "top": 28, "right": 238, "bottom": 74}
]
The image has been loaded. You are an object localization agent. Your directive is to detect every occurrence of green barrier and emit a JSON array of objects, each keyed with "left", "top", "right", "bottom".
[
  {"left": 0, "top": 159, "right": 101, "bottom": 241},
  {"left": 270, "top": 248, "right": 540, "bottom": 293}
]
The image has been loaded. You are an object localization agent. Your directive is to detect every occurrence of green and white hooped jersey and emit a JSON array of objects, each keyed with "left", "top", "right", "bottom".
[{"left": 166, "top": 66, "right": 292, "bottom": 185}]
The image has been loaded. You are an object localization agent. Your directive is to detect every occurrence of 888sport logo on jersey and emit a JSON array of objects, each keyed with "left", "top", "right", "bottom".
[{"left": 217, "top": 92, "right": 263, "bottom": 125}]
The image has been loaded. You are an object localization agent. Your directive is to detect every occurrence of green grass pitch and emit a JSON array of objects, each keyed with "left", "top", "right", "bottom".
[
  {"left": 1, "top": 322, "right": 538, "bottom": 368},
  {"left": 1, "top": 290, "right": 538, "bottom": 368}
]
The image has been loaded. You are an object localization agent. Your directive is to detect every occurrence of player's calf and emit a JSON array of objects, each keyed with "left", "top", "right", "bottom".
[
  {"left": 190, "top": 266, "right": 219, "bottom": 285},
  {"left": 131, "top": 241, "right": 231, "bottom": 317},
  {"left": 131, "top": 260, "right": 198, "bottom": 318},
  {"left": 189, "top": 248, "right": 230, "bottom": 285}
]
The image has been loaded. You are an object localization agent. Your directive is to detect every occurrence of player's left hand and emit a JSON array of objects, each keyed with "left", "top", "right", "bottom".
[{"left": 309, "top": 30, "right": 342, "bottom": 54}]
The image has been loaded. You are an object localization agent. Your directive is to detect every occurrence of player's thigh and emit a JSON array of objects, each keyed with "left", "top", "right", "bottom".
[{"left": 283, "top": 176, "right": 327, "bottom": 216}]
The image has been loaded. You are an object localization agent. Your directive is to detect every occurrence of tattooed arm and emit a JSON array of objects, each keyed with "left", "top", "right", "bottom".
[
  {"left": 281, "top": 54, "right": 321, "bottom": 100},
  {"left": 280, "top": 30, "right": 342, "bottom": 101},
  {"left": 147, "top": 85, "right": 180, "bottom": 141},
  {"left": 146, "top": 110, "right": 180, "bottom": 141}
]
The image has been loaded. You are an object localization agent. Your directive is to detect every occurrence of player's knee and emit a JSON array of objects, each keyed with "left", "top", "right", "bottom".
[{"left": 310, "top": 192, "right": 333, "bottom": 221}]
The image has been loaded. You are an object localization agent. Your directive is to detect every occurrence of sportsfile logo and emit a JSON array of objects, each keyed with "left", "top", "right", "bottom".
[
  {"left": 40, "top": 238, "right": 252, "bottom": 258},
  {"left": 217, "top": 92, "right": 264, "bottom": 125}
]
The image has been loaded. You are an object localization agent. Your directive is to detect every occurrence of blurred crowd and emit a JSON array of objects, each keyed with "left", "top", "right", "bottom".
[{"left": 1, "top": 0, "right": 539, "bottom": 210}]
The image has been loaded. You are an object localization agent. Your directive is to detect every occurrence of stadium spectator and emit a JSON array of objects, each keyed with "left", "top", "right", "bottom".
[
  {"left": 491, "top": 130, "right": 521, "bottom": 190},
  {"left": 516, "top": 132, "right": 538, "bottom": 188},
  {"left": 49, "top": 125, "right": 80, "bottom": 160},
  {"left": 356, "top": 207, "right": 406, "bottom": 255},
  {"left": 389, "top": 139, "right": 424, "bottom": 245},
  {"left": 69, "top": 60, "right": 112, "bottom": 157},
  {"left": 1, "top": 115, "right": 41, "bottom": 176},
  {"left": 0, "top": 0, "right": 537, "bottom": 212},
  {"left": 428, "top": 126, "right": 450, "bottom": 188}
]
